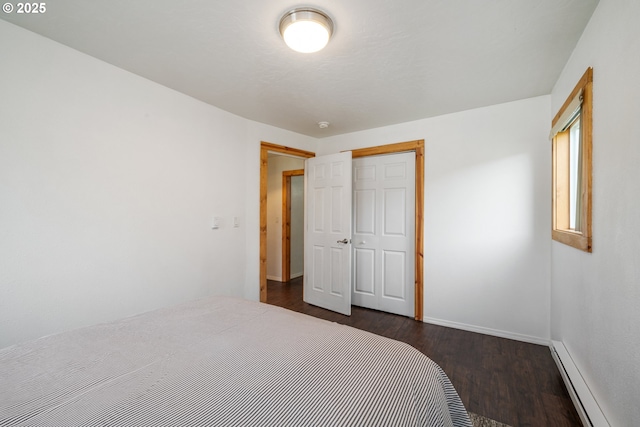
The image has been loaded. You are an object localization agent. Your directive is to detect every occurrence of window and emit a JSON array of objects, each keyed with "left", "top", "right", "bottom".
[{"left": 551, "top": 67, "right": 593, "bottom": 252}]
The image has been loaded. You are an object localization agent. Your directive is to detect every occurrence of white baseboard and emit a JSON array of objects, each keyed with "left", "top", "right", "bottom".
[
  {"left": 290, "top": 272, "right": 303, "bottom": 279},
  {"left": 550, "top": 341, "right": 610, "bottom": 427},
  {"left": 422, "top": 316, "right": 550, "bottom": 346}
]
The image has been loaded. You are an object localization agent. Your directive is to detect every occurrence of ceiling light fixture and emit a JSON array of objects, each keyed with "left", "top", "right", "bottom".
[{"left": 279, "top": 8, "right": 334, "bottom": 53}]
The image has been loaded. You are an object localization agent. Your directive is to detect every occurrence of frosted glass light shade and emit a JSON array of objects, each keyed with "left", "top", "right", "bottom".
[{"left": 279, "top": 8, "right": 333, "bottom": 53}]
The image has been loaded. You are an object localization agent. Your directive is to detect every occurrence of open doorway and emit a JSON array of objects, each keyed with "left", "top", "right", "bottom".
[
  {"left": 259, "top": 142, "right": 315, "bottom": 302},
  {"left": 265, "top": 155, "right": 305, "bottom": 282},
  {"left": 282, "top": 169, "right": 304, "bottom": 282}
]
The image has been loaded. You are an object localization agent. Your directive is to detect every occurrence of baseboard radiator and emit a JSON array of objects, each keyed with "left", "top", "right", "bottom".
[{"left": 550, "top": 341, "right": 610, "bottom": 427}]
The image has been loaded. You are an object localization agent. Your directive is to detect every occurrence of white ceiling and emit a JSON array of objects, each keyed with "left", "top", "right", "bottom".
[{"left": 2, "top": 0, "right": 599, "bottom": 138}]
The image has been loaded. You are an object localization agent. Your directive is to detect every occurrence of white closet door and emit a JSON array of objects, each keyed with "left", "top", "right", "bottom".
[
  {"left": 352, "top": 152, "right": 415, "bottom": 317},
  {"left": 303, "top": 152, "right": 352, "bottom": 315}
]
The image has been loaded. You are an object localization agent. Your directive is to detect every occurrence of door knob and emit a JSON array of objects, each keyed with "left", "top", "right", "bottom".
[{"left": 337, "top": 238, "right": 349, "bottom": 244}]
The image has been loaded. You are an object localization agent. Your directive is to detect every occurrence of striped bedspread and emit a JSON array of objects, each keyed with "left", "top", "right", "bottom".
[{"left": 0, "top": 296, "right": 472, "bottom": 426}]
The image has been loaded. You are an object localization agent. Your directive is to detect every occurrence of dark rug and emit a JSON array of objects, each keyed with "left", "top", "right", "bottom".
[{"left": 469, "top": 412, "right": 512, "bottom": 427}]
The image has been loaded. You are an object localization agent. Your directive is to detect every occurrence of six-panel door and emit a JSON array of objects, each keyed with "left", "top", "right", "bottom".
[
  {"left": 303, "top": 151, "right": 353, "bottom": 316},
  {"left": 352, "top": 152, "right": 415, "bottom": 317}
]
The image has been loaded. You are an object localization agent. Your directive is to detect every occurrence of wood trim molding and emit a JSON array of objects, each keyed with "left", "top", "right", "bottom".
[
  {"left": 261, "top": 142, "right": 315, "bottom": 158},
  {"left": 351, "top": 140, "right": 425, "bottom": 321},
  {"left": 350, "top": 140, "right": 424, "bottom": 159},
  {"left": 260, "top": 142, "right": 315, "bottom": 302},
  {"left": 581, "top": 77, "right": 594, "bottom": 246},
  {"left": 551, "top": 68, "right": 593, "bottom": 253},
  {"left": 282, "top": 169, "right": 304, "bottom": 283},
  {"left": 414, "top": 144, "right": 425, "bottom": 322},
  {"left": 552, "top": 229, "right": 591, "bottom": 252},
  {"left": 260, "top": 147, "right": 268, "bottom": 302}
]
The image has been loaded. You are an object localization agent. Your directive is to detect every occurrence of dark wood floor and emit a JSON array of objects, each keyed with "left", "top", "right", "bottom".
[{"left": 266, "top": 278, "right": 582, "bottom": 427}]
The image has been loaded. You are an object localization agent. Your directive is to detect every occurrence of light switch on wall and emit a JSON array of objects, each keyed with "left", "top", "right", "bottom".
[
  {"left": 233, "top": 217, "right": 239, "bottom": 228},
  {"left": 211, "top": 217, "right": 222, "bottom": 229}
]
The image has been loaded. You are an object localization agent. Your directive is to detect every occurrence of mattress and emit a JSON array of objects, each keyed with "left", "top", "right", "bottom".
[{"left": 0, "top": 296, "right": 472, "bottom": 426}]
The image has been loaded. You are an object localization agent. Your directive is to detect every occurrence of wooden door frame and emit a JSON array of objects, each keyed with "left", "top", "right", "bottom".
[
  {"left": 349, "top": 140, "right": 425, "bottom": 321},
  {"left": 260, "top": 139, "right": 424, "bottom": 322},
  {"left": 260, "top": 142, "right": 315, "bottom": 302},
  {"left": 282, "top": 169, "right": 305, "bottom": 283}
]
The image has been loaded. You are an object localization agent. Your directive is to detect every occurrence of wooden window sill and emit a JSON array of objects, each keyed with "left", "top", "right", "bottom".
[{"left": 552, "top": 229, "right": 592, "bottom": 252}]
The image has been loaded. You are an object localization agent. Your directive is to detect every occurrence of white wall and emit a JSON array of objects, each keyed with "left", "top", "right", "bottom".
[
  {"left": 550, "top": 0, "right": 640, "bottom": 424},
  {"left": 319, "top": 96, "right": 551, "bottom": 343},
  {"left": 0, "top": 20, "right": 315, "bottom": 348},
  {"left": 266, "top": 155, "right": 304, "bottom": 281}
]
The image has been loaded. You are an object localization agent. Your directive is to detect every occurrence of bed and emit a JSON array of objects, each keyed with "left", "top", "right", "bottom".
[{"left": 0, "top": 296, "right": 472, "bottom": 426}]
